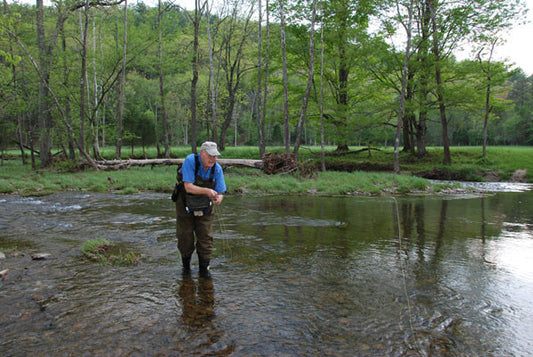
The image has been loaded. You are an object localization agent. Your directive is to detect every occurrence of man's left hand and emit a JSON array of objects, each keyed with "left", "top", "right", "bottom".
[{"left": 213, "top": 194, "right": 223, "bottom": 205}]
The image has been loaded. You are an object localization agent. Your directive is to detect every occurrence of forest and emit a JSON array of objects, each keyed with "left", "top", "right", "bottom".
[{"left": 0, "top": 0, "right": 532, "bottom": 169}]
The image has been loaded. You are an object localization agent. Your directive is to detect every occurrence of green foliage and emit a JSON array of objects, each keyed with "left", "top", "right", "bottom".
[{"left": 0, "top": 0, "right": 531, "bottom": 165}]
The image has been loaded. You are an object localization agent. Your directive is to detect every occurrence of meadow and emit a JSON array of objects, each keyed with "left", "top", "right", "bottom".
[{"left": 0, "top": 146, "right": 530, "bottom": 196}]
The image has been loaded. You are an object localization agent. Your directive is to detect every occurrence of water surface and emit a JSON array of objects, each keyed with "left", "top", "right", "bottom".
[{"left": 0, "top": 189, "right": 532, "bottom": 355}]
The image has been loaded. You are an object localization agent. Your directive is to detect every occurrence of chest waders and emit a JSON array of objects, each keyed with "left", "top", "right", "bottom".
[{"left": 175, "top": 154, "right": 216, "bottom": 278}]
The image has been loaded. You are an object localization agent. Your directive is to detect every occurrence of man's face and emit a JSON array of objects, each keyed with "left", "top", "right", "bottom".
[{"left": 200, "top": 150, "right": 217, "bottom": 168}]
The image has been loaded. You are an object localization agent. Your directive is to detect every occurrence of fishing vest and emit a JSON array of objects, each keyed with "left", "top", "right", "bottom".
[
  {"left": 192, "top": 153, "right": 216, "bottom": 189},
  {"left": 176, "top": 154, "right": 216, "bottom": 216}
]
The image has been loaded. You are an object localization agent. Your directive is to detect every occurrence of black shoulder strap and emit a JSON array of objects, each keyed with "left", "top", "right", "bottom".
[
  {"left": 209, "top": 165, "right": 215, "bottom": 182},
  {"left": 194, "top": 153, "right": 215, "bottom": 182},
  {"left": 194, "top": 153, "right": 200, "bottom": 175}
]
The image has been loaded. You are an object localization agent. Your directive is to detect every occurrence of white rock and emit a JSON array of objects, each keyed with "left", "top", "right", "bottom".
[
  {"left": 0, "top": 269, "right": 9, "bottom": 280},
  {"left": 31, "top": 253, "right": 52, "bottom": 260}
]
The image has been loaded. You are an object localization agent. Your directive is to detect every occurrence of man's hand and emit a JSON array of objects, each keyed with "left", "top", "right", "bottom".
[
  {"left": 184, "top": 182, "right": 222, "bottom": 204},
  {"left": 213, "top": 194, "right": 223, "bottom": 205},
  {"left": 205, "top": 188, "right": 218, "bottom": 199}
]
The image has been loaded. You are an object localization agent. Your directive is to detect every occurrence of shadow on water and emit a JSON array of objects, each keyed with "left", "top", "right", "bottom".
[{"left": 0, "top": 188, "right": 532, "bottom": 356}]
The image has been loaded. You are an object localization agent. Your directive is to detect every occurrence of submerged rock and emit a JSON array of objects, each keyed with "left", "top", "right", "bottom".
[
  {"left": 0, "top": 269, "right": 9, "bottom": 280},
  {"left": 31, "top": 253, "right": 52, "bottom": 260}
]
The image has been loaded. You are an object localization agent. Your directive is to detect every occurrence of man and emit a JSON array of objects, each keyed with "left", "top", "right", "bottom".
[{"left": 176, "top": 141, "right": 226, "bottom": 278}]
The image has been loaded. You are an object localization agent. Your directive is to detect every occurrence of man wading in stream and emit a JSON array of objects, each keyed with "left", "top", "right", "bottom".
[{"left": 173, "top": 141, "right": 226, "bottom": 278}]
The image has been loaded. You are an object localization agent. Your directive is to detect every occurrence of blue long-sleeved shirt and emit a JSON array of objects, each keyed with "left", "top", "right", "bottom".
[{"left": 181, "top": 153, "right": 226, "bottom": 193}]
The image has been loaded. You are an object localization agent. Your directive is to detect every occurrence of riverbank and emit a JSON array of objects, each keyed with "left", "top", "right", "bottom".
[
  {"left": 0, "top": 146, "right": 531, "bottom": 196},
  {"left": 0, "top": 160, "right": 444, "bottom": 196}
]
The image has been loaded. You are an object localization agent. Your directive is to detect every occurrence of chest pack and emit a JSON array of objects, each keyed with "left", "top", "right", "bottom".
[
  {"left": 172, "top": 154, "right": 216, "bottom": 215},
  {"left": 172, "top": 154, "right": 216, "bottom": 201}
]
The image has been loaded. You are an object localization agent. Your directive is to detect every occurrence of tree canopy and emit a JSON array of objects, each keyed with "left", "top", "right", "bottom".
[{"left": 0, "top": 0, "right": 531, "bottom": 169}]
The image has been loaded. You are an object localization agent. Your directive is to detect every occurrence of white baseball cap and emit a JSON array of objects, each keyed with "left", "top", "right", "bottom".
[{"left": 201, "top": 141, "right": 221, "bottom": 156}]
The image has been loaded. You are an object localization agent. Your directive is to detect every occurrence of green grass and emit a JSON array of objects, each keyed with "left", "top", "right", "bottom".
[
  {"left": 224, "top": 169, "right": 447, "bottom": 196},
  {"left": 81, "top": 238, "right": 141, "bottom": 266},
  {"left": 0, "top": 159, "right": 178, "bottom": 196},
  {"left": 397, "top": 146, "right": 532, "bottom": 180},
  {"left": 80, "top": 145, "right": 533, "bottom": 181},
  {"left": 1, "top": 145, "right": 531, "bottom": 197}
]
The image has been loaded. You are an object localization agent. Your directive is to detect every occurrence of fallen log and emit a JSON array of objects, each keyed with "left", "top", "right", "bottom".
[{"left": 92, "top": 158, "right": 263, "bottom": 169}]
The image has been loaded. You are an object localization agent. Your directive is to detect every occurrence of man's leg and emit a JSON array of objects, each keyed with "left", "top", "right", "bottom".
[
  {"left": 177, "top": 214, "right": 196, "bottom": 274},
  {"left": 195, "top": 213, "right": 214, "bottom": 278}
]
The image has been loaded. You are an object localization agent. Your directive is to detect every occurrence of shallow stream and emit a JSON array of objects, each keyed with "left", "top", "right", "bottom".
[{"left": 1, "top": 185, "right": 532, "bottom": 355}]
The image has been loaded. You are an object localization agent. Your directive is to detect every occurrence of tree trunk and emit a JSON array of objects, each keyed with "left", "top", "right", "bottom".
[
  {"left": 79, "top": 1, "right": 90, "bottom": 155},
  {"left": 319, "top": 0, "right": 326, "bottom": 172},
  {"left": 429, "top": 0, "right": 451, "bottom": 165},
  {"left": 4, "top": 0, "right": 26, "bottom": 164},
  {"left": 91, "top": 16, "right": 101, "bottom": 160},
  {"left": 256, "top": 0, "right": 265, "bottom": 157},
  {"left": 280, "top": 0, "right": 290, "bottom": 154},
  {"left": 99, "top": 22, "right": 106, "bottom": 148},
  {"left": 190, "top": 0, "right": 201, "bottom": 153},
  {"left": 93, "top": 158, "right": 263, "bottom": 169},
  {"left": 262, "top": 0, "right": 270, "bottom": 151},
  {"left": 402, "top": 70, "right": 414, "bottom": 153},
  {"left": 482, "top": 71, "right": 491, "bottom": 157},
  {"left": 36, "top": 0, "right": 53, "bottom": 167},
  {"left": 158, "top": 0, "right": 170, "bottom": 157},
  {"left": 394, "top": 0, "right": 414, "bottom": 174},
  {"left": 206, "top": 0, "right": 218, "bottom": 145},
  {"left": 336, "top": 34, "right": 349, "bottom": 151},
  {"left": 60, "top": 5, "right": 75, "bottom": 160},
  {"left": 219, "top": 90, "right": 237, "bottom": 151},
  {"left": 293, "top": 0, "right": 317, "bottom": 156},
  {"left": 116, "top": 0, "right": 128, "bottom": 159},
  {"left": 216, "top": 2, "right": 254, "bottom": 150},
  {"left": 480, "top": 39, "right": 497, "bottom": 157},
  {"left": 414, "top": 0, "right": 431, "bottom": 159}
]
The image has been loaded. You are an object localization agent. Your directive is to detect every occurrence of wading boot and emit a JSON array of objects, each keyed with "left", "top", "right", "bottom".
[
  {"left": 182, "top": 256, "right": 191, "bottom": 275},
  {"left": 199, "top": 258, "right": 211, "bottom": 279}
]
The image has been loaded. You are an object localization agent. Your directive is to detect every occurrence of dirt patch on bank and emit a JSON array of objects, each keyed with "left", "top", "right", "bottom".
[{"left": 511, "top": 169, "right": 528, "bottom": 182}]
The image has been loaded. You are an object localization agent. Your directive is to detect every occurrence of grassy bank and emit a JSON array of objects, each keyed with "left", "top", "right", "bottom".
[
  {"left": 0, "top": 146, "right": 530, "bottom": 197},
  {"left": 0, "top": 158, "right": 439, "bottom": 196},
  {"left": 99, "top": 145, "right": 531, "bottom": 182}
]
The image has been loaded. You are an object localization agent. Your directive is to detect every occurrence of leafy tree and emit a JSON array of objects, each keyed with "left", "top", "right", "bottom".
[
  {"left": 320, "top": 0, "right": 377, "bottom": 151},
  {"left": 393, "top": 0, "right": 414, "bottom": 174},
  {"left": 1, "top": 0, "right": 531, "bottom": 169},
  {"left": 427, "top": 0, "right": 526, "bottom": 164},
  {"left": 505, "top": 72, "right": 533, "bottom": 145},
  {"left": 216, "top": 0, "right": 256, "bottom": 151},
  {"left": 292, "top": 0, "right": 318, "bottom": 156}
]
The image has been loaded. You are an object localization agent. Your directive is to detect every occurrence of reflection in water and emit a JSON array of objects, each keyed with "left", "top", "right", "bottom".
[
  {"left": 178, "top": 277, "right": 215, "bottom": 328},
  {"left": 0, "top": 191, "right": 532, "bottom": 355},
  {"left": 481, "top": 197, "right": 486, "bottom": 243},
  {"left": 435, "top": 199, "right": 448, "bottom": 262}
]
